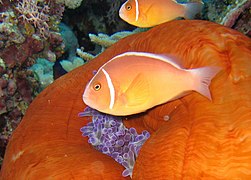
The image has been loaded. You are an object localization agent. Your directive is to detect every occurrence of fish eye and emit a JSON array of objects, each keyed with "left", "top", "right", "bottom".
[
  {"left": 93, "top": 83, "right": 101, "bottom": 91},
  {"left": 125, "top": 3, "right": 132, "bottom": 11}
]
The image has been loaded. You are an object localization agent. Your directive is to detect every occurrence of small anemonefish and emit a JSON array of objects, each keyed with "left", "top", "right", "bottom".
[
  {"left": 83, "top": 52, "right": 220, "bottom": 116},
  {"left": 119, "top": 0, "right": 203, "bottom": 27}
]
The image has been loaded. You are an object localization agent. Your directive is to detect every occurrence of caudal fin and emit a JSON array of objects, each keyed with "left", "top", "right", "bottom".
[
  {"left": 190, "top": 66, "right": 221, "bottom": 100},
  {"left": 183, "top": 2, "right": 203, "bottom": 19}
]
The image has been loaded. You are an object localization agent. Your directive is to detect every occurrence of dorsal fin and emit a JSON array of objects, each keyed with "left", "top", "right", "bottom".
[
  {"left": 113, "top": 52, "right": 184, "bottom": 69},
  {"left": 152, "top": 53, "right": 184, "bottom": 69}
]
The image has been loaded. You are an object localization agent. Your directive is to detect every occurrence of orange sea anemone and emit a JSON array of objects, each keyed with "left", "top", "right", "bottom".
[{"left": 1, "top": 20, "right": 251, "bottom": 179}]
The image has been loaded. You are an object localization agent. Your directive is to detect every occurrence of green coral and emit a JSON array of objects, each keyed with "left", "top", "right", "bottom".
[
  {"left": 0, "top": 58, "right": 6, "bottom": 70},
  {"left": 89, "top": 28, "right": 148, "bottom": 48},
  {"left": 76, "top": 49, "right": 95, "bottom": 61},
  {"left": 77, "top": 28, "right": 149, "bottom": 61},
  {"left": 56, "top": 0, "right": 83, "bottom": 9},
  {"left": 60, "top": 57, "right": 85, "bottom": 72},
  {"left": 30, "top": 58, "right": 54, "bottom": 89}
]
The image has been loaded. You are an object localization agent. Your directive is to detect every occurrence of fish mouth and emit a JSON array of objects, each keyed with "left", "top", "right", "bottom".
[
  {"left": 82, "top": 94, "right": 95, "bottom": 109},
  {"left": 82, "top": 96, "right": 89, "bottom": 103},
  {"left": 118, "top": 8, "right": 124, "bottom": 19},
  {"left": 82, "top": 94, "right": 90, "bottom": 104}
]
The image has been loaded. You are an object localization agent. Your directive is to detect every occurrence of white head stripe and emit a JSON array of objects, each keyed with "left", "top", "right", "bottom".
[
  {"left": 135, "top": 0, "right": 139, "bottom": 21},
  {"left": 102, "top": 69, "right": 115, "bottom": 109}
]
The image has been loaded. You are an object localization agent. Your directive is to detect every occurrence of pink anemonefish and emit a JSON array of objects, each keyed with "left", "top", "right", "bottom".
[
  {"left": 119, "top": 0, "right": 203, "bottom": 27},
  {"left": 83, "top": 52, "right": 220, "bottom": 116}
]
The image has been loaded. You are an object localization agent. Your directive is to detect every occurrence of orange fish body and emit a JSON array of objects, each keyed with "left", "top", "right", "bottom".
[
  {"left": 119, "top": 0, "right": 203, "bottom": 27},
  {"left": 83, "top": 52, "right": 220, "bottom": 116}
]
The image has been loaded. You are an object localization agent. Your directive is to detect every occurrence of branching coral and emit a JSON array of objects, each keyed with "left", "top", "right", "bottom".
[
  {"left": 89, "top": 28, "right": 148, "bottom": 49},
  {"left": 16, "top": 0, "right": 50, "bottom": 38},
  {"left": 77, "top": 28, "right": 148, "bottom": 61}
]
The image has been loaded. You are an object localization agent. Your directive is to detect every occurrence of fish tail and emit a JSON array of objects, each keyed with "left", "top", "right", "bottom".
[
  {"left": 189, "top": 66, "right": 221, "bottom": 100},
  {"left": 183, "top": 2, "right": 203, "bottom": 19}
]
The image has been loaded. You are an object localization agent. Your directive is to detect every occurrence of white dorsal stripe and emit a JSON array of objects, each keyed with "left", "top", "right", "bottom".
[
  {"left": 94, "top": 52, "right": 182, "bottom": 71},
  {"left": 102, "top": 69, "right": 115, "bottom": 109},
  {"left": 110, "top": 52, "right": 183, "bottom": 69},
  {"left": 135, "top": 0, "right": 139, "bottom": 21}
]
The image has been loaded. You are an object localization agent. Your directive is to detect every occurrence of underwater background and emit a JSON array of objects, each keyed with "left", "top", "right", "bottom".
[{"left": 0, "top": 0, "right": 250, "bottom": 167}]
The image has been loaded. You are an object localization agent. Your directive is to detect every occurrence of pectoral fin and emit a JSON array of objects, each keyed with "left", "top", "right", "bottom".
[{"left": 124, "top": 74, "right": 150, "bottom": 107}]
